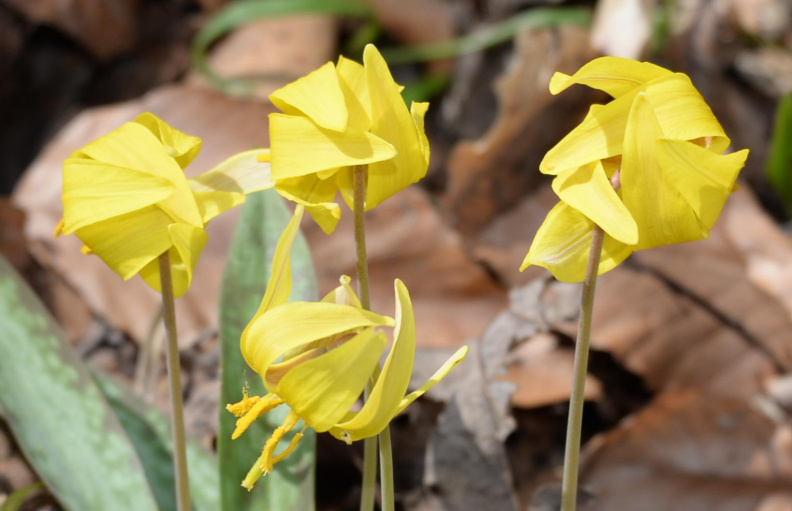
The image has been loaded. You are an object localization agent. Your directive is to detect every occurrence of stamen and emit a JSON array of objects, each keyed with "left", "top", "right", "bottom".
[
  {"left": 230, "top": 394, "right": 285, "bottom": 440},
  {"left": 241, "top": 411, "right": 302, "bottom": 491},
  {"left": 53, "top": 219, "right": 65, "bottom": 238},
  {"left": 81, "top": 245, "right": 93, "bottom": 255}
]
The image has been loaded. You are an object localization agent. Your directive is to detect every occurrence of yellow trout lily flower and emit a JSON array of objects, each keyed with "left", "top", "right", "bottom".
[
  {"left": 266, "top": 44, "right": 430, "bottom": 233},
  {"left": 522, "top": 57, "right": 749, "bottom": 282},
  {"left": 227, "top": 206, "right": 467, "bottom": 489},
  {"left": 57, "top": 112, "right": 272, "bottom": 297}
]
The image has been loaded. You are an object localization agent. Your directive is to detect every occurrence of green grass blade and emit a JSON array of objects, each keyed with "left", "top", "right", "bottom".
[
  {"left": 0, "top": 257, "right": 159, "bottom": 511},
  {"left": 0, "top": 483, "right": 44, "bottom": 511},
  {"left": 379, "top": 6, "right": 591, "bottom": 64},
  {"left": 191, "top": 0, "right": 373, "bottom": 95},
  {"left": 219, "top": 190, "right": 318, "bottom": 511},
  {"left": 768, "top": 92, "right": 792, "bottom": 214},
  {"left": 93, "top": 372, "right": 220, "bottom": 511}
]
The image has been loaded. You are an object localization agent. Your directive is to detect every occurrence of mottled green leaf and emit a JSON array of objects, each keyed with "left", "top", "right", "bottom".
[
  {"left": 93, "top": 372, "right": 219, "bottom": 511},
  {"left": 0, "top": 257, "right": 158, "bottom": 511},
  {"left": 219, "top": 190, "right": 318, "bottom": 511},
  {"left": 768, "top": 92, "right": 792, "bottom": 214}
]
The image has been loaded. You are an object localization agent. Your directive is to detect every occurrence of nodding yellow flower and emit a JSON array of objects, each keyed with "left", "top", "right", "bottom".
[
  {"left": 522, "top": 57, "right": 749, "bottom": 282},
  {"left": 265, "top": 43, "right": 430, "bottom": 234},
  {"left": 57, "top": 113, "right": 273, "bottom": 297},
  {"left": 228, "top": 205, "right": 467, "bottom": 490}
]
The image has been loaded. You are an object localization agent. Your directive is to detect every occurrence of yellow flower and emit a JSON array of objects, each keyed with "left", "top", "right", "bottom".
[
  {"left": 227, "top": 206, "right": 467, "bottom": 489},
  {"left": 266, "top": 44, "right": 430, "bottom": 233},
  {"left": 522, "top": 57, "right": 750, "bottom": 282},
  {"left": 57, "top": 112, "right": 272, "bottom": 297}
]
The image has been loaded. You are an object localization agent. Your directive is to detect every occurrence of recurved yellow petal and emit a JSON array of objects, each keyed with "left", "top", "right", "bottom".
[
  {"left": 189, "top": 149, "right": 274, "bottom": 195},
  {"left": 552, "top": 161, "right": 637, "bottom": 245},
  {"left": 411, "top": 101, "right": 430, "bottom": 167},
  {"left": 191, "top": 190, "right": 245, "bottom": 225},
  {"left": 331, "top": 280, "right": 415, "bottom": 441},
  {"left": 395, "top": 345, "right": 468, "bottom": 415},
  {"left": 321, "top": 275, "right": 362, "bottom": 308},
  {"left": 549, "top": 56, "right": 671, "bottom": 97},
  {"left": 657, "top": 140, "right": 749, "bottom": 230},
  {"left": 243, "top": 300, "right": 394, "bottom": 384},
  {"left": 620, "top": 93, "right": 706, "bottom": 249},
  {"left": 336, "top": 56, "right": 371, "bottom": 131},
  {"left": 133, "top": 112, "right": 202, "bottom": 169},
  {"left": 269, "top": 61, "right": 348, "bottom": 132},
  {"left": 364, "top": 44, "right": 428, "bottom": 209},
  {"left": 269, "top": 114, "right": 397, "bottom": 179},
  {"left": 74, "top": 122, "right": 203, "bottom": 228},
  {"left": 61, "top": 158, "right": 174, "bottom": 234},
  {"left": 275, "top": 174, "right": 341, "bottom": 234},
  {"left": 74, "top": 205, "right": 173, "bottom": 280},
  {"left": 138, "top": 223, "right": 208, "bottom": 297},
  {"left": 276, "top": 328, "right": 387, "bottom": 432},
  {"left": 520, "top": 201, "right": 634, "bottom": 282},
  {"left": 540, "top": 90, "right": 637, "bottom": 175},
  {"left": 644, "top": 74, "right": 730, "bottom": 153}
]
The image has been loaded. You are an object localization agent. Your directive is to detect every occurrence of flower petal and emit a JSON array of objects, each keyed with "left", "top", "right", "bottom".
[
  {"left": 133, "top": 112, "right": 202, "bottom": 169},
  {"left": 549, "top": 56, "right": 671, "bottom": 97},
  {"left": 138, "top": 223, "right": 208, "bottom": 298},
  {"left": 331, "top": 279, "right": 416, "bottom": 441},
  {"left": 269, "top": 61, "right": 348, "bottom": 132},
  {"left": 191, "top": 191, "right": 245, "bottom": 225},
  {"left": 621, "top": 93, "right": 707, "bottom": 249},
  {"left": 269, "top": 114, "right": 396, "bottom": 179},
  {"left": 275, "top": 174, "right": 341, "bottom": 234},
  {"left": 540, "top": 89, "right": 637, "bottom": 175},
  {"left": 276, "top": 328, "right": 387, "bottom": 432},
  {"left": 644, "top": 74, "right": 730, "bottom": 153},
  {"left": 364, "top": 44, "right": 428, "bottom": 209},
  {"left": 61, "top": 158, "right": 174, "bottom": 234},
  {"left": 411, "top": 101, "right": 430, "bottom": 167},
  {"left": 552, "top": 161, "right": 638, "bottom": 244},
  {"left": 394, "top": 345, "right": 468, "bottom": 415},
  {"left": 520, "top": 201, "right": 634, "bottom": 282},
  {"left": 74, "top": 205, "right": 173, "bottom": 281},
  {"left": 75, "top": 121, "right": 203, "bottom": 227},
  {"left": 321, "top": 275, "right": 362, "bottom": 308},
  {"left": 657, "top": 140, "right": 749, "bottom": 230},
  {"left": 189, "top": 149, "right": 274, "bottom": 195},
  {"left": 242, "top": 300, "right": 394, "bottom": 381},
  {"left": 336, "top": 55, "right": 371, "bottom": 131}
]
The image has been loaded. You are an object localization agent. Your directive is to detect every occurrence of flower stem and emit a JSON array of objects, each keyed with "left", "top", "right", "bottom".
[
  {"left": 352, "top": 165, "right": 395, "bottom": 511},
  {"left": 560, "top": 224, "right": 604, "bottom": 511},
  {"left": 158, "top": 252, "right": 191, "bottom": 511}
]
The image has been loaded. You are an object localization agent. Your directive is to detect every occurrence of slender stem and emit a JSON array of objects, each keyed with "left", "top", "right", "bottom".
[
  {"left": 353, "top": 166, "right": 371, "bottom": 311},
  {"left": 378, "top": 426, "right": 395, "bottom": 511},
  {"left": 352, "top": 165, "right": 395, "bottom": 511},
  {"left": 158, "top": 253, "right": 191, "bottom": 511},
  {"left": 560, "top": 225, "right": 604, "bottom": 511}
]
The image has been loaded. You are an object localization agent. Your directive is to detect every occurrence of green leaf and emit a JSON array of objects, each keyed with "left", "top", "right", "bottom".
[
  {"left": 0, "top": 482, "right": 44, "bottom": 511},
  {"left": 93, "top": 372, "right": 219, "bottom": 511},
  {"left": 767, "top": 92, "right": 792, "bottom": 214},
  {"left": 218, "top": 190, "right": 318, "bottom": 511},
  {"left": 0, "top": 257, "right": 159, "bottom": 511}
]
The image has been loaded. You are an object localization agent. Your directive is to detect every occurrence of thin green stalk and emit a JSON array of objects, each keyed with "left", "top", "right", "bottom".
[
  {"left": 354, "top": 165, "right": 377, "bottom": 511},
  {"left": 158, "top": 253, "right": 191, "bottom": 511},
  {"left": 352, "top": 165, "right": 395, "bottom": 511},
  {"left": 560, "top": 225, "right": 604, "bottom": 511}
]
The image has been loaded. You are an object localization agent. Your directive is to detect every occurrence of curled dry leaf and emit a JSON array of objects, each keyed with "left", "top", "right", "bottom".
[{"left": 579, "top": 391, "right": 792, "bottom": 511}]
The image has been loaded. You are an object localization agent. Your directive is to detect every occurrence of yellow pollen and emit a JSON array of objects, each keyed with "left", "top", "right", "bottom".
[
  {"left": 53, "top": 219, "right": 65, "bottom": 238},
  {"left": 230, "top": 394, "right": 284, "bottom": 440},
  {"left": 241, "top": 411, "right": 302, "bottom": 490}
]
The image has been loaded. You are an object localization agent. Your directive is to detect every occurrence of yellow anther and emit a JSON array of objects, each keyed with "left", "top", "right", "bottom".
[
  {"left": 231, "top": 394, "right": 284, "bottom": 440},
  {"left": 241, "top": 411, "right": 302, "bottom": 491},
  {"left": 53, "top": 219, "right": 65, "bottom": 238},
  {"left": 81, "top": 245, "right": 93, "bottom": 255}
]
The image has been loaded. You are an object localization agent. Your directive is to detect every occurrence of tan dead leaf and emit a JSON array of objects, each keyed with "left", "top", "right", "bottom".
[
  {"left": 442, "top": 25, "right": 595, "bottom": 238},
  {"left": 303, "top": 186, "right": 507, "bottom": 350},
  {"left": 12, "top": 85, "right": 274, "bottom": 347},
  {"left": 4, "top": 0, "right": 137, "bottom": 60},
  {"left": 188, "top": 15, "right": 338, "bottom": 100},
  {"left": 579, "top": 391, "right": 792, "bottom": 511}
]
